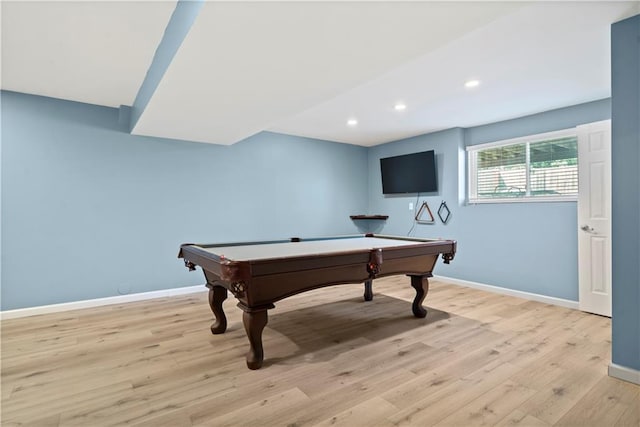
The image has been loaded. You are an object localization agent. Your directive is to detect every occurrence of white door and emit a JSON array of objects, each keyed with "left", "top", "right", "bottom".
[{"left": 577, "top": 120, "right": 612, "bottom": 317}]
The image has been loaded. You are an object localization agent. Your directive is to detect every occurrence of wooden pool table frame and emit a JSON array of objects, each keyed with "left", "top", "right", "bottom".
[{"left": 178, "top": 234, "right": 456, "bottom": 369}]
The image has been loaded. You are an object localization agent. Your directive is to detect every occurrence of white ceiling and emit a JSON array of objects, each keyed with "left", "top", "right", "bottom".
[
  {"left": 1, "top": 1, "right": 177, "bottom": 108},
  {"left": 2, "top": 1, "right": 639, "bottom": 147}
]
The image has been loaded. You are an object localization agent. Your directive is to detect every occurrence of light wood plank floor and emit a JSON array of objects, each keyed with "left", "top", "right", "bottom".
[{"left": 2, "top": 277, "right": 638, "bottom": 426}]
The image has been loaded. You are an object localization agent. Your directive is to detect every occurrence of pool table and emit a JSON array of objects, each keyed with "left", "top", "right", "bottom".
[{"left": 178, "top": 234, "right": 456, "bottom": 369}]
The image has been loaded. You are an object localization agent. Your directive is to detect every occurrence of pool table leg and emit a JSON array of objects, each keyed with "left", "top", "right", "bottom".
[
  {"left": 240, "top": 304, "right": 274, "bottom": 370},
  {"left": 363, "top": 280, "right": 373, "bottom": 301},
  {"left": 409, "top": 274, "right": 431, "bottom": 318},
  {"left": 207, "top": 285, "right": 228, "bottom": 334}
]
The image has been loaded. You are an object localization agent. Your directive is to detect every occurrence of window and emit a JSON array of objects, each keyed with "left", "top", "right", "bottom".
[{"left": 467, "top": 129, "right": 578, "bottom": 203}]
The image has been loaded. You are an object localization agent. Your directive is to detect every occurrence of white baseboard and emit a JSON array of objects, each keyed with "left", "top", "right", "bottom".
[
  {"left": 433, "top": 275, "right": 579, "bottom": 310},
  {"left": 2, "top": 276, "right": 579, "bottom": 320},
  {"left": 0, "top": 285, "right": 205, "bottom": 320},
  {"left": 609, "top": 363, "right": 640, "bottom": 385}
]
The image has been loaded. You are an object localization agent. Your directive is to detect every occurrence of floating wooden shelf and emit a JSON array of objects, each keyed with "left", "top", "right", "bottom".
[{"left": 350, "top": 215, "right": 389, "bottom": 220}]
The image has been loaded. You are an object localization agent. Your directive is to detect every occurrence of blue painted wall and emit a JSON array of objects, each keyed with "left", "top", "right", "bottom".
[
  {"left": 1, "top": 92, "right": 613, "bottom": 310},
  {"left": 368, "top": 99, "right": 611, "bottom": 301},
  {"left": 1, "top": 91, "right": 368, "bottom": 310},
  {"left": 611, "top": 14, "right": 640, "bottom": 372}
]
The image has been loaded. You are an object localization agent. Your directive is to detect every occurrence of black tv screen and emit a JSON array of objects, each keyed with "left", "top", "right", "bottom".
[{"left": 380, "top": 150, "right": 437, "bottom": 194}]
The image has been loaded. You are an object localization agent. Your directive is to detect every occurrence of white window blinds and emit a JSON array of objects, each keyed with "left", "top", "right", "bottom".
[{"left": 468, "top": 129, "right": 578, "bottom": 203}]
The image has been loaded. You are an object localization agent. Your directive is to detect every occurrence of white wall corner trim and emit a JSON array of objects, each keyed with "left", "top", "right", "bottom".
[
  {"left": 608, "top": 363, "right": 640, "bottom": 386},
  {"left": 0, "top": 285, "right": 206, "bottom": 320},
  {"left": 434, "top": 275, "right": 580, "bottom": 310}
]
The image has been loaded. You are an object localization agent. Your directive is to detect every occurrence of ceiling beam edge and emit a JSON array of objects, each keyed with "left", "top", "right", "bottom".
[{"left": 129, "top": 0, "right": 204, "bottom": 133}]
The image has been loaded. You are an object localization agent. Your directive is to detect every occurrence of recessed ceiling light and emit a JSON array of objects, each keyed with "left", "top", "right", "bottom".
[
  {"left": 347, "top": 118, "right": 358, "bottom": 126},
  {"left": 465, "top": 79, "right": 481, "bottom": 88},
  {"left": 394, "top": 103, "right": 407, "bottom": 111}
]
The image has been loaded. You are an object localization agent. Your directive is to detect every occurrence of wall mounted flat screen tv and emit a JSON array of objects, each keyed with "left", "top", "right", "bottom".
[{"left": 380, "top": 150, "right": 437, "bottom": 194}]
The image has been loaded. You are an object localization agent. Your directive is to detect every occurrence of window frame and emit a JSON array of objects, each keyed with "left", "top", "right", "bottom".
[{"left": 467, "top": 128, "right": 579, "bottom": 204}]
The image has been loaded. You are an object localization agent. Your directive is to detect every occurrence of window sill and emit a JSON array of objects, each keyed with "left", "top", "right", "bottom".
[{"left": 468, "top": 195, "right": 577, "bottom": 205}]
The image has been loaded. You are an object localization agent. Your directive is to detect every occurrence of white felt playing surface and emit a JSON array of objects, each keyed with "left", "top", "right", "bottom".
[{"left": 198, "top": 236, "right": 440, "bottom": 261}]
